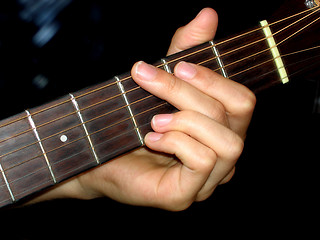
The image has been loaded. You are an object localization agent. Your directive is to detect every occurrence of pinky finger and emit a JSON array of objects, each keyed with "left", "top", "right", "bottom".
[
  {"left": 145, "top": 131, "right": 217, "bottom": 174},
  {"left": 145, "top": 131, "right": 218, "bottom": 192}
]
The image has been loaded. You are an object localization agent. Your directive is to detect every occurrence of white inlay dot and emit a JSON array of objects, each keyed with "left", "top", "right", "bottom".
[{"left": 60, "top": 135, "right": 68, "bottom": 143}]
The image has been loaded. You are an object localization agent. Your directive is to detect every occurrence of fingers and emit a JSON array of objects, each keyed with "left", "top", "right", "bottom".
[
  {"left": 167, "top": 8, "right": 219, "bottom": 55},
  {"left": 131, "top": 61, "right": 256, "bottom": 136}
]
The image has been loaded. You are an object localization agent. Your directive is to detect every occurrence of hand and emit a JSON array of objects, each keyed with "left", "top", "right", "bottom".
[{"left": 30, "top": 8, "right": 256, "bottom": 211}]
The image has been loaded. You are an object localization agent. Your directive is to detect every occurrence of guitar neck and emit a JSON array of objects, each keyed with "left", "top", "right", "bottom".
[{"left": 1, "top": 2, "right": 320, "bottom": 207}]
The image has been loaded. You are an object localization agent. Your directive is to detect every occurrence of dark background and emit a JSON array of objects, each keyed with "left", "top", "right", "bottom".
[{"left": 0, "top": 0, "right": 319, "bottom": 238}]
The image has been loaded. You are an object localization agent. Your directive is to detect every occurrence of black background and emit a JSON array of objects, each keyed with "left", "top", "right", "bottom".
[{"left": 0, "top": 0, "right": 319, "bottom": 238}]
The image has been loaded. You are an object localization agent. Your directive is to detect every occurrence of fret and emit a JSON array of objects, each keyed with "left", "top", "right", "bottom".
[
  {"left": 164, "top": 42, "right": 223, "bottom": 75},
  {"left": 0, "top": 168, "right": 13, "bottom": 207},
  {"left": 0, "top": 112, "right": 55, "bottom": 203},
  {"left": 72, "top": 77, "right": 142, "bottom": 164},
  {"left": 0, "top": 163, "right": 14, "bottom": 202},
  {"left": 70, "top": 94, "right": 100, "bottom": 164},
  {"left": 119, "top": 73, "right": 177, "bottom": 137},
  {"left": 25, "top": 110, "right": 56, "bottom": 183},
  {"left": 209, "top": 41, "right": 229, "bottom": 78},
  {"left": 115, "top": 76, "right": 144, "bottom": 145},
  {"left": 29, "top": 96, "right": 98, "bottom": 182},
  {"left": 161, "top": 58, "right": 173, "bottom": 74}
]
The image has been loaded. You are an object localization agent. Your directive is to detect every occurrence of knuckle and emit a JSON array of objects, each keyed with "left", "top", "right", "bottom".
[
  {"left": 231, "top": 135, "right": 244, "bottom": 159},
  {"left": 225, "top": 133, "right": 244, "bottom": 161},
  {"left": 197, "top": 148, "right": 217, "bottom": 173},
  {"left": 237, "top": 90, "right": 257, "bottom": 115}
]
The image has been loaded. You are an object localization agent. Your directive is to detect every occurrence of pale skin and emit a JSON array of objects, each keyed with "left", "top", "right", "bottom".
[{"left": 28, "top": 8, "right": 256, "bottom": 211}]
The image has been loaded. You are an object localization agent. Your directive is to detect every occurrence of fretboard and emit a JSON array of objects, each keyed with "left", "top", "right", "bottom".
[{"left": 1, "top": 6, "right": 319, "bottom": 207}]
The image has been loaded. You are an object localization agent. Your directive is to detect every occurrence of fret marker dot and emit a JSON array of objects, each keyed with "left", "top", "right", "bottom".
[{"left": 60, "top": 135, "right": 68, "bottom": 143}]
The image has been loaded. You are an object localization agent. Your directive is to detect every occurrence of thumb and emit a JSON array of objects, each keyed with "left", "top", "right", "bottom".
[{"left": 167, "top": 8, "right": 219, "bottom": 55}]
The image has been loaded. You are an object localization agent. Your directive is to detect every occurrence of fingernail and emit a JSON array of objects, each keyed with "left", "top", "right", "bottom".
[
  {"left": 196, "top": 8, "right": 205, "bottom": 18},
  {"left": 135, "top": 61, "right": 157, "bottom": 81},
  {"left": 152, "top": 114, "right": 173, "bottom": 128},
  {"left": 175, "top": 61, "right": 197, "bottom": 80},
  {"left": 146, "top": 132, "right": 163, "bottom": 142}
]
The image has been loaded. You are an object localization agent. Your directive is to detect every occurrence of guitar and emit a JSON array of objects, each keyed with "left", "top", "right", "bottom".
[{"left": 0, "top": 0, "right": 319, "bottom": 208}]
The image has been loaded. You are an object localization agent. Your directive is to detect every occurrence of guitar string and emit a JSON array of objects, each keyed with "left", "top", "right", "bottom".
[
  {"left": 0, "top": 6, "right": 318, "bottom": 130},
  {"left": 243, "top": 53, "right": 320, "bottom": 86},
  {"left": 2, "top": 45, "right": 320, "bottom": 174},
  {"left": 233, "top": 46, "right": 320, "bottom": 80},
  {"left": 0, "top": 8, "right": 319, "bottom": 162}
]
